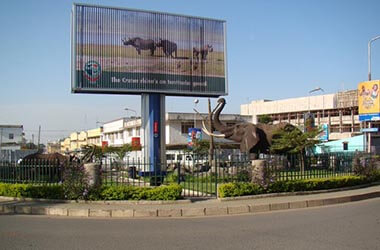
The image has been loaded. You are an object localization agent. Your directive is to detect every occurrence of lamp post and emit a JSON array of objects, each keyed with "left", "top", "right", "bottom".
[
  {"left": 368, "top": 35, "right": 380, "bottom": 81},
  {"left": 309, "top": 87, "right": 325, "bottom": 119},
  {"left": 125, "top": 107, "right": 138, "bottom": 137},
  {"left": 193, "top": 99, "right": 199, "bottom": 128}
]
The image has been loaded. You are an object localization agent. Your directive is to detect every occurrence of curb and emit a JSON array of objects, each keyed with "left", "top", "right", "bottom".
[
  {"left": 0, "top": 196, "right": 191, "bottom": 205},
  {"left": 1, "top": 191, "right": 379, "bottom": 219}
]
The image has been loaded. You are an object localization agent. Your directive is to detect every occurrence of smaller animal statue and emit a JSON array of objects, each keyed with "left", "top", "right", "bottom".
[
  {"left": 156, "top": 39, "right": 177, "bottom": 58},
  {"left": 122, "top": 37, "right": 156, "bottom": 56},
  {"left": 21, "top": 152, "right": 69, "bottom": 164},
  {"left": 193, "top": 44, "right": 213, "bottom": 60}
]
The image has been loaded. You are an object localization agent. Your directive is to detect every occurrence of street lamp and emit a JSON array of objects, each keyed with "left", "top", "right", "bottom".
[
  {"left": 124, "top": 108, "right": 137, "bottom": 118},
  {"left": 193, "top": 99, "right": 199, "bottom": 128},
  {"left": 309, "top": 87, "right": 325, "bottom": 118},
  {"left": 368, "top": 35, "right": 380, "bottom": 81}
]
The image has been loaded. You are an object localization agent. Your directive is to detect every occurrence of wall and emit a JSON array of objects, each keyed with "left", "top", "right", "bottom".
[{"left": 0, "top": 126, "right": 23, "bottom": 150}]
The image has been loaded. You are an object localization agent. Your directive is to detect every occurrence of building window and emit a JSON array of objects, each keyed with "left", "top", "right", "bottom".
[
  {"left": 181, "top": 122, "right": 194, "bottom": 134},
  {"left": 136, "top": 127, "right": 141, "bottom": 136},
  {"left": 9, "top": 133, "right": 14, "bottom": 140}
]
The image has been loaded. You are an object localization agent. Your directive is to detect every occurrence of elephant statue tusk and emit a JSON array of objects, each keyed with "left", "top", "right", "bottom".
[{"left": 201, "top": 119, "right": 225, "bottom": 138}]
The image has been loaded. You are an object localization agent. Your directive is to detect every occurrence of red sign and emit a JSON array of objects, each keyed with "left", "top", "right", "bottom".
[
  {"left": 131, "top": 137, "right": 141, "bottom": 150},
  {"left": 153, "top": 121, "right": 159, "bottom": 134},
  {"left": 101, "top": 141, "right": 108, "bottom": 149}
]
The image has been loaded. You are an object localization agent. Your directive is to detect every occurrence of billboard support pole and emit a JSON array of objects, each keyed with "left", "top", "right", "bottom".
[{"left": 141, "top": 94, "right": 166, "bottom": 185}]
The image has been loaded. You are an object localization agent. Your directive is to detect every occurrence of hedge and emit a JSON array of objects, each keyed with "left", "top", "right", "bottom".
[
  {"left": 0, "top": 183, "right": 183, "bottom": 201},
  {"left": 0, "top": 183, "right": 64, "bottom": 199},
  {"left": 95, "top": 184, "right": 183, "bottom": 201},
  {"left": 218, "top": 175, "right": 379, "bottom": 198}
]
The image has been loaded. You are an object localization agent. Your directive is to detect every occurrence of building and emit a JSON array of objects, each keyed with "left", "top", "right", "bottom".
[
  {"left": 240, "top": 89, "right": 380, "bottom": 152},
  {"left": 47, "top": 141, "right": 61, "bottom": 154},
  {"left": 59, "top": 112, "right": 251, "bottom": 154},
  {"left": 0, "top": 125, "right": 24, "bottom": 151},
  {"left": 87, "top": 128, "right": 102, "bottom": 147},
  {"left": 241, "top": 90, "right": 360, "bottom": 141}
]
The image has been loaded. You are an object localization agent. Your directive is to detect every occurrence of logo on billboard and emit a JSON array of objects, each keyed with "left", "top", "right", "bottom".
[{"left": 84, "top": 61, "right": 101, "bottom": 82}]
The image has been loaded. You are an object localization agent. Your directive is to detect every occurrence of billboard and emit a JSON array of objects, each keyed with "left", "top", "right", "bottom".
[
  {"left": 187, "top": 128, "right": 202, "bottom": 148},
  {"left": 71, "top": 4, "right": 227, "bottom": 97},
  {"left": 358, "top": 80, "right": 380, "bottom": 121},
  {"left": 319, "top": 123, "right": 329, "bottom": 142}
]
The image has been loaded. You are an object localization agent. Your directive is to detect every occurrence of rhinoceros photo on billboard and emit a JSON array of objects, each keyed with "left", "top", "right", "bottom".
[{"left": 71, "top": 4, "right": 227, "bottom": 97}]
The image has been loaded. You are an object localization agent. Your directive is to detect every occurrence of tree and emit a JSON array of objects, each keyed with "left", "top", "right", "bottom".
[
  {"left": 270, "top": 126, "right": 321, "bottom": 173},
  {"left": 258, "top": 114, "right": 273, "bottom": 124},
  {"left": 104, "top": 144, "right": 132, "bottom": 161}
]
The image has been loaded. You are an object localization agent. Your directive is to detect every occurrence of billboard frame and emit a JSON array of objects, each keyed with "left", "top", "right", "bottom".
[{"left": 71, "top": 3, "right": 228, "bottom": 97}]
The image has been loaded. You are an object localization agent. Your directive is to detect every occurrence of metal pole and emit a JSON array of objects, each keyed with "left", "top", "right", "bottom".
[
  {"left": 194, "top": 99, "right": 199, "bottom": 128},
  {"left": 0, "top": 128, "right": 3, "bottom": 160},
  {"left": 368, "top": 35, "right": 380, "bottom": 81}
]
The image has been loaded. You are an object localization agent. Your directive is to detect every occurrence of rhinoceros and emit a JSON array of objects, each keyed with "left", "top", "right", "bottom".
[
  {"left": 156, "top": 39, "right": 177, "bottom": 58},
  {"left": 122, "top": 37, "right": 156, "bottom": 56}
]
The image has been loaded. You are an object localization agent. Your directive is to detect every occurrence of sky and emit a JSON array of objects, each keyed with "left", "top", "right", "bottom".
[{"left": 0, "top": 0, "right": 379, "bottom": 144}]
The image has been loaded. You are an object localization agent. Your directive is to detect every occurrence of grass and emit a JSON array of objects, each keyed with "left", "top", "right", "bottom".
[{"left": 77, "top": 44, "right": 225, "bottom": 76}]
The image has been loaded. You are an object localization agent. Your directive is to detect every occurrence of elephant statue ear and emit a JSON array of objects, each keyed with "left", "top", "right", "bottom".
[{"left": 241, "top": 126, "right": 260, "bottom": 153}]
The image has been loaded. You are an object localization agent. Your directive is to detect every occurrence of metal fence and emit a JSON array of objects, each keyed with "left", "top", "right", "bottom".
[
  {"left": 0, "top": 151, "right": 367, "bottom": 198},
  {"left": 0, "top": 159, "right": 62, "bottom": 185}
]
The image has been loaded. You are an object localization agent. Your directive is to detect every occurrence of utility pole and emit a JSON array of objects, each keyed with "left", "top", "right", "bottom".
[
  {"left": 37, "top": 125, "right": 41, "bottom": 151},
  {"left": 0, "top": 128, "right": 3, "bottom": 159},
  {"left": 208, "top": 98, "right": 214, "bottom": 163},
  {"left": 368, "top": 35, "right": 380, "bottom": 81}
]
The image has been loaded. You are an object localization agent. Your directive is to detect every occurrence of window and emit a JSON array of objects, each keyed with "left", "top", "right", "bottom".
[
  {"left": 136, "top": 127, "right": 141, "bottom": 136},
  {"left": 181, "top": 122, "right": 194, "bottom": 134},
  {"left": 9, "top": 133, "right": 14, "bottom": 140}
]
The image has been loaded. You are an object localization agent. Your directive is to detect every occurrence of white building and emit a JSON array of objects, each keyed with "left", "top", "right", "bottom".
[
  {"left": 101, "top": 112, "right": 251, "bottom": 149},
  {"left": 0, "top": 125, "right": 24, "bottom": 151},
  {"left": 101, "top": 117, "right": 141, "bottom": 146}
]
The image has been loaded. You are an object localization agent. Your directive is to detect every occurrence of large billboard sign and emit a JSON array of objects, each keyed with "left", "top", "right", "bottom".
[
  {"left": 71, "top": 4, "right": 227, "bottom": 97},
  {"left": 358, "top": 80, "right": 380, "bottom": 121}
]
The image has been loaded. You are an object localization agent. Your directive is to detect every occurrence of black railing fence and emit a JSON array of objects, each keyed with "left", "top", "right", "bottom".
[
  {"left": 0, "top": 159, "right": 62, "bottom": 185},
  {"left": 0, "top": 151, "right": 374, "bottom": 197}
]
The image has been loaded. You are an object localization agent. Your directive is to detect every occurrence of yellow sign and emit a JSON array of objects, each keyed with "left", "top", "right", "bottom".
[{"left": 358, "top": 80, "right": 380, "bottom": 114}]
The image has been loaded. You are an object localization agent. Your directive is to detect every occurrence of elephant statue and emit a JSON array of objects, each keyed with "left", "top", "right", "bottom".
[{"left": 201, "top": 98, "right": 297, "bottom": 155}]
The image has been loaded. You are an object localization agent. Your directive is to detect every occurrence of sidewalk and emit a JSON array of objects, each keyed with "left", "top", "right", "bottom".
[{"left": 1, "top": 184, "right": 379, "bottom": 218}]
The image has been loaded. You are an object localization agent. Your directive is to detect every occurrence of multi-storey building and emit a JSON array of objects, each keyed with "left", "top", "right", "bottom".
[{"left": 241, "top": 90, "right": 360, "bottom": 141}]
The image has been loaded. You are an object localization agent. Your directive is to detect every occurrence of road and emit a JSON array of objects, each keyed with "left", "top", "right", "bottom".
[{"left": 0, "top": 198, "right": 379, "bottom": 250}]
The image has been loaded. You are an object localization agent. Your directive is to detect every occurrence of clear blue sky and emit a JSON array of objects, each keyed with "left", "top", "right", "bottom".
[{"left": 0, "top": 0, "right": 379, "bottom": 143}]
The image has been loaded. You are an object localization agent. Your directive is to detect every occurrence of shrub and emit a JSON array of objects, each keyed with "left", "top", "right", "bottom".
[
  {"left": 98, "top": 184, "right": 182, "bottom": 200},
  {"left": 62, "top": 162, "right": 90, "bottom": 200},
  {"left": 352, "top": 153, "right": 378, "bottom": 178},
  {"left": 0, "top": 183, "right": 182, "bottom": 201},
  {"left": 218, "top": 175, "right": 374, "bottom": 198},
  {"left": 0, "top": 183, "right": 64, "bottom": 199},
  {"left": 266, "top": 176, "right": 367, "bottom": 193},
  {"left": 218, "top": 182, "right": 264, "bottom": 198}
]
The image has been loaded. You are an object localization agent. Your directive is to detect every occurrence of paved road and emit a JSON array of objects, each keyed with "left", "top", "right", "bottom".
[{"left": 0, "top": 198, "right": 379, "bottom": 250}]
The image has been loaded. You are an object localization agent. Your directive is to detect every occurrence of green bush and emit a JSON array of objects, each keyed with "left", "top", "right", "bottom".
[
  {"left": 218, "top": 182, "right": 264, "bottom": 198},
  {"left": 62, "top": 163, "right": 90, "bottom": 200},
  {"left": 97, "top": 184, "right": 182, "bottom": 200},
  {"left": 218, "top": 175, "right": 376, "bottom": 198},
  {"left": 0, "top": 183, "right": 182, "bottom": 201},
  {"left": 0, "top": 183, "right": 64, "bottom": 199}
]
